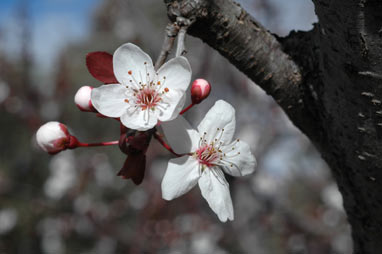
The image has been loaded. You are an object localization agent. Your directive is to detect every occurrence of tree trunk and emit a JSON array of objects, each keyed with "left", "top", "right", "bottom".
[{"left": 164, "top": 0, "right": 382, "bottom": 253}]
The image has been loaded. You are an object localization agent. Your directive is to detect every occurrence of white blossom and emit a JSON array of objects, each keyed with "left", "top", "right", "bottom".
[
  {"left": 91, "top": 43, "right": 192, "bottom": 131},
  {"left": 160, "top": 100, "right": 256, "bottom": 222}
]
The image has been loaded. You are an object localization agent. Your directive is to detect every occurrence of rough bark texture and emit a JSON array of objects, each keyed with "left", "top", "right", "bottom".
[{"left": 164, "top": 0, "right": 382, "bottom": 253}]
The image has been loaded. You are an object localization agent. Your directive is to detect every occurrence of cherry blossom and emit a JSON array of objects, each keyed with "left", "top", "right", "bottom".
[
  {"left": 160, "top": 100, "right": 256, "bottom": 222},
  {"left": 91, "top": 43, "right": 192, "bottom": 131}
]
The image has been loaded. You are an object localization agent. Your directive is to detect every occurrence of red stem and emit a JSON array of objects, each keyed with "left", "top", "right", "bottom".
[
  {"left": 179, "top": 103, "right": 195, "bottom": 115},
  {"left": 154, "top": 133, "right": 183, "bottom": 157},
  {"left": 77, "top": 140, "right": 119, "bottom": 147}
]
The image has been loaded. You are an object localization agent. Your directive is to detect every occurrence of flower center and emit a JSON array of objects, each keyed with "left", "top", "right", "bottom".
[
  {"left": 136, "top": 87, "right": 161, "bottom": 110},
  {"left": 194, "top": 128, "right": 242, "bottom": 173},
  {"left": 125, "top": 62, "right": 170, "bottom": 114},
  {"left": 195, "top": 144, "right": 220, "bottom": 167}
]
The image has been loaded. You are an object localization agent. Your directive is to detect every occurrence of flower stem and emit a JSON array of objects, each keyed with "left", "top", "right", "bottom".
[
  {"left": 77, "top": 140, "right": 119, "bottom": 147},
  {"left": 154, "top": 133, "right": 183, "bottom": 157},
  {"left": 179, "top": 103, "right": 195, "bottom": 115}
]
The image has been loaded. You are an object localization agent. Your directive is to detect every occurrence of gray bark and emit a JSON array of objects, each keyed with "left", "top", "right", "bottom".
[{"left": 164, "top": 0, "right": 382, "bottom": 253}]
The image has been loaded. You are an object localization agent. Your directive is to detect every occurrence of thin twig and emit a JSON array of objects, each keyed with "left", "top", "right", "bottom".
[
  {"left": 155, "top": 22, "right": 179, "bottom": 70},
  {"left": 175, "top": 17, "right": 193, "bottom": 57},
  {"left": 176, "top": 26, "right": 188, "bottom": 57}
]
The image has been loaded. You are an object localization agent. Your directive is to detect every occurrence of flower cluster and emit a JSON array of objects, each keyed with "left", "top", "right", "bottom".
[{"left": 35, "top": 43, "right": 256, "bottom": 222}]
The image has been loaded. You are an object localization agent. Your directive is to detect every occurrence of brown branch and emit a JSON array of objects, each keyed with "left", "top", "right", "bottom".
[
  {"left": 175, "top": 25, "right": 188, "bottom": 56},
  {"left": 162, "top": 1, "right": 382, "bottom": 252},
  {"left": 155, "top": 22, "right": 179, "bottom": 70},
  {"left": 164, "top": 0, "right": 320, "bottom": 139}
]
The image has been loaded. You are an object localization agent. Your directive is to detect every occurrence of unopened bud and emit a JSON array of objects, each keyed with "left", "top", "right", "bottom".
[
  {"left": 74, "top": 86, "right": 95, "bottom": 112},
  {"left": 36, "top": 121, "right": 71, "bottom": 154},
  {"left": 191, "top": 79, "right": 211, "bottom": 104}
]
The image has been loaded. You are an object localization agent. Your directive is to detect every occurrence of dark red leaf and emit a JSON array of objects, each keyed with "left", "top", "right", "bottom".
[
  {"left": 117, "top": 151, "right": 146, "bottom": 185},
  {"left": 117, "top": 129, "right": 155, "bottom": 184},
  {"left": 86, "top": 51, "right": 118, "bottom": 84},
  {"left": 129, "top": 131, "right": 152, "bottom": 151}
]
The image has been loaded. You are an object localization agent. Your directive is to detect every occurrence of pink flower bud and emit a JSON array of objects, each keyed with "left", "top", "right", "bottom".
[
  {"left": 36, "top": 121, "right": 71, "bottom": 154},
  {"left": 74, "top": 86, "right": 95, "bottom": 112},
  {"left": 191, "top": 79, "right": 211, "bottom": 104}
]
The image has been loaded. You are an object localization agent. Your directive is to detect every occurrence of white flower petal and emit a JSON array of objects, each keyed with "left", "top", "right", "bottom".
[
  {"left": 157, "top": 91, "right": 186, "bottom": 122},
  {"left": 161, "top": 156, "right": 200, "bottom": 200},
  {"left": 120, "top": 107, "right": 158, "bottom": 131},
  {"left": 198, "top": 168, "right": 234, "bottom": 222},
  {"left": 160, "top": 115, "right": 199, "bottom": 154},
  {"left": 113, "top": 43, "right": 155, "bottom": 85},
  {"left": 157, "top": 56, "right": 191, "bottom": 92},
  {"left": 220, "top": 140, "right": 256, "bottom": 176},
  {"left": 197, "top": 100, "right": 236, "bottom": 144},
  {"left": 91, "top": 84, "right": 128, "bottom": 117}
]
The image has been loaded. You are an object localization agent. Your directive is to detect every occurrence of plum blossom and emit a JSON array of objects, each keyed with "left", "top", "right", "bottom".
[
  {"left": 160, "top": 100, "right": 256, "bottom": 222},
  {"left": 91, "top": 43, "right": 192, "bottom": 131}
]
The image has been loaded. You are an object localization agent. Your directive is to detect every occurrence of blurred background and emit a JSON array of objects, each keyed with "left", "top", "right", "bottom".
[{"left": 0, "top": 0, "right": 352, "bottom": 253}]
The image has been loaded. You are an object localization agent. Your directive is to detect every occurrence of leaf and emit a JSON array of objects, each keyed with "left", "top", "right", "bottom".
[
  {"left": 86, "top": 51, "right": 118, "bottom": 84},
  {"left": 117, "top": 151, "right": 146, "bottom": 185}
]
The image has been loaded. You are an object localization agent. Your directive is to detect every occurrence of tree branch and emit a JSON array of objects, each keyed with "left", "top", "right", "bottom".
[
  {"left": 164, "top": 0, "right": 382, "bottom": 252},
  {"left": 155, "top": 22, "right": 180, "bottom": 70},
  {"left": 175, "top": 17, "right": 192, "bottom": 57},
  {"left": 164, "top": 0, "right": 321, "bottom": 138}
]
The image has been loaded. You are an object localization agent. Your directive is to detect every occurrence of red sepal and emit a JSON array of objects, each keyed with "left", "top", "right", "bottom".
[
  {"left": 86, "top": 52, "right": 118, "bottom": 84},
  {"left": 117, "top": 128, "right": 154, "bottom": 185},
  {"left": 117, "top": 151, "right": 146, "bottom": 185}
]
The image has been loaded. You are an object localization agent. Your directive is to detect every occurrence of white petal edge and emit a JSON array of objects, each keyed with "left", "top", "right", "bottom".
[
  {"left": 157, "top": 91, "right": 186, "bottom": 122},
  {"left": 113, "top": 43, "right": 155, "bottom": 85},
  {"left": 198, "top": 168, "right": 234, "bottom": 222},
  {"left": 197, "top": 100, "right": 236, "bottom": 144},
  {"left": 91, "top": 84, "right": 128, "bottom": 117},
  {"left": 220, "top": 140, "right": 256, "bottom": 177},
  {"left": 161, "top": 156, "right": 200, "bottom": 200},
  {"left": 160, "top": 115, "right": 199, "bottom": 154},
  {"left": 157, "top": 56, "right": 192, "bottom": 92},
  {"left": 120, "top": 107, "right": 158, "bottom": 131}
]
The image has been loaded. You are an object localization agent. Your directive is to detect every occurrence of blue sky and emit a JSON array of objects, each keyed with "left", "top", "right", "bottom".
[
  {"left": 0, "top": 0, "right": 99, "bottom": 68},
  {"left": 0, "top": 0, "right": 98, "bottom": 24},
  {"left": 0, "top": 0, "right": 316, "bottom": 70}
]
